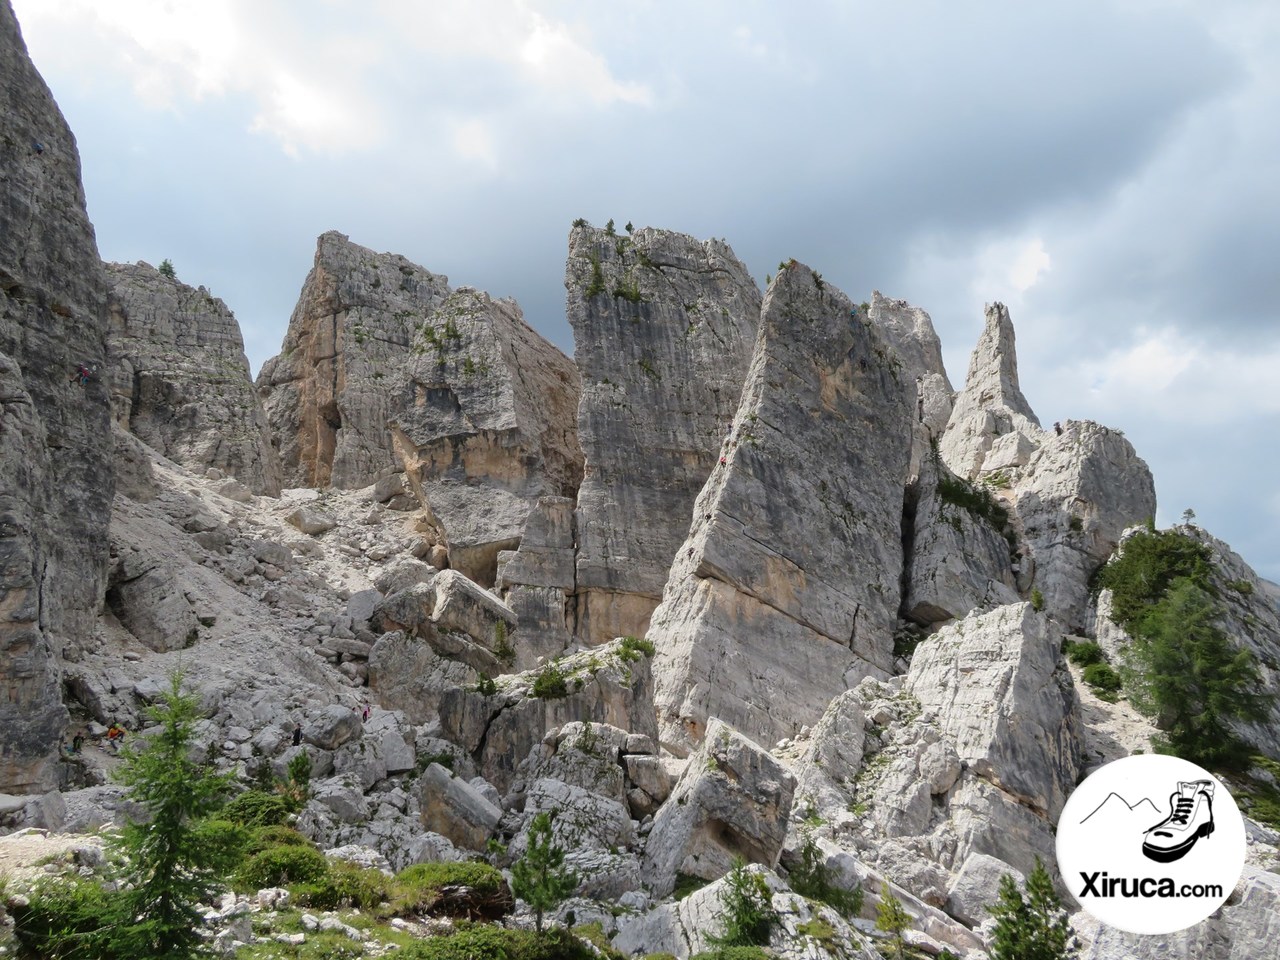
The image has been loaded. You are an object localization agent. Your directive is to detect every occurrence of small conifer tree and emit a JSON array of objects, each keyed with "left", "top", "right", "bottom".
[
  {"left": 709, "top": 858, "right": 778, "bottom": 947},
  {"left": 510, "top": 812, "right": 578, "bottom": 933},
  {"left": 875, "top": 884, "right": 910, "bottom": 960},
  {"left": 158, "top": 259, "right": 175, "bottom": 278},
  {"left": 988, "top": 859, "right": 1079, "bottom": 960},
  {"left": 111, "top": 671, "right": 241, "bottom": 959}
]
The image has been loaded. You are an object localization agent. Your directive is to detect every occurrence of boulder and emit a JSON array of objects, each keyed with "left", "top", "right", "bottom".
[
  {"left": 643, "top": 718, "right": 796, "bottom": 896},
  {"left": 286, "top": 506, "right": 337, "bottom": 536},
  {"left": 367, "top": 630, "right": 477, "bottom": 724},
  {"left": 305, "top": 705, "right": 363, "bottom": 751},
  {"left": 371, "top": 557, "right": 436, "bottom": 596},
  {"left": 105, "top": 261, "right": 281, "bottom": 495},
  {"left": 512, "top": 778, "right": 634, "bottom": 855},
  {"left": 309, "top": 776, "right": 370, "bottom": 823},
  {"left": 430, "top": 570, "right": 517, "bottom": 654},
  {"left": 416, "top": 762, "right": 502, "bottom": 852},
  {"left": 906, "top": 603, "right": 1081, "bottom": 819},
  {"left": 649, "top": 263, "right": 912, "bottom": 754},
  {"left": 568, "top": 223, "right": 761, "bottom": 642}
]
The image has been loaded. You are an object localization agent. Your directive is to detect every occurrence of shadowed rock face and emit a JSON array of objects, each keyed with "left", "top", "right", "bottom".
[
  {"left": 567, "top": 224, "right": 761, "bottom": 644},
  {"left": 648, "top": 262, "right": 913, "bottom": 755},
  {"left": 0, "top": 2, "right": 114, "bottom": 792},
  {"left": 258, "top": 232, "right": 581, "bottom": 585},
  {"left": 106, "top": 261, "right": 282, "bottom": 495}
]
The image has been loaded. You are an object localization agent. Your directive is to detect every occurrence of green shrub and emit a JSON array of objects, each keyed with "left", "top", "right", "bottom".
[
  {"left": 875, "top": 884, "right": 910, "bottom": 960},
  {"left": 1030, "top": 588, "right": 1045, "bottom": 612},
  {"left": 475, "top": 675, "right": 498, "bottom": 696},
  {"left": 237, "top": 844, "right": 329, "bottom": 889},
  {"left": 619, "top": 635, "right": 656, "bottom": 661},
  {"left": 511, "top": 812, "right": 577, "bottom": 932},
  {"left": 988, "top": 858, "right": 1079, "bottom": 960},
  {"left": 244, "top": 824, "right": 314, "bottom": 857},
  {"left": 223, "top": 789, "right": 293, "bottom": 827},
  {"left": 937, "top": 469, "right": 1009, "bottom": 532},
  {"left": 1064, "top": 640, "right": 1105, "bottom": 667},
  {"left": 1093, "top": 528, "right": 1213, "bottom": 627},
  {"left": 392, "top": 861, "right": 511, "bottom": 919},
  {"left": 397, "top": 924, "right": 595, "bottom": 960},
  {"left": 690, "top": 949, "right": 771, "bottom": 960},
  {"left": 673, "top": 872, "right": 711, "bottom": 900},
  {"left": 292, "top": 860, "right": 390, "bottom": 910},
  {"left": 1082, "top": 662, "right": 1123, "bottom": 700},
  {"left": 787, "top": 831, "right": 862, "bottom": 918},
  {"left": 158, "top": 259, "right": 175, "bottom": 278},
  {"left": 531, "top": 663, "right": 569, "bottom": 699},
  {"left": 11, "top": 876, "right": 129, "bottom": 960}
]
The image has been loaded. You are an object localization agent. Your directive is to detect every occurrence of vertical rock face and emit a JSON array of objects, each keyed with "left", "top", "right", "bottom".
[
  {"left": 258, "top": 232, "right": 581, "bottom": 585},
  {"left": 906, "top": 603, "right": 1081, "bottom": 819},
  {"left": 0, "top": 2, "right": 113, "bottom": 791},
  {"left": 648, "top": 263, "right": 913, "bottom": 754},
  {"left": 106, "top": 261, "right": 282, "bottom": 495},
  {"left": 568, "top": 223, "right": 761, "bottom": 643},
  {"left": 902, "top": 454, "right": 1019, "bottom": 625},
  {"left": 258, "top": 231, "right": 452, "bottom": 489},
  {"left": 1013, "top": 420, "right": 1155, "bottom": 629},
  {"left": 390, "top": 287, "right": 582, "bottom": 585},
  {"left": 939, "top": 302, "right": 1042, "bottom": 481},
  {"left": 867, "top": 291, "right": 954, "bottom": 480},
  {"left": 495, "top": 496, "right": 576, "bottom": 668}
]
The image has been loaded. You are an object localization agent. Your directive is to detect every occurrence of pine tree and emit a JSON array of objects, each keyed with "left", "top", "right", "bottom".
[
  {"left": 875, "top": 884, "right": 910, "bottom": 960},
  {"left": 510, "top": 812, "right": 578, "bottom": 933},
  {"left": 1124, "top": 578, "right": 1270, "bottom": 767},
  {"left": 111, "top": 672, "right": 240, "bottom": 959},
  {"left": 158, "top": 259, "right": 175, "bottom": 278},
  {"left": 988, "top": 859, "right": 1078, "bottom": 960}
]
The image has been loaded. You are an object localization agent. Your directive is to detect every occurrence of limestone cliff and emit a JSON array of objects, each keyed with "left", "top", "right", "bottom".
[
  {"left": 0, "top": 2, "right": 113, "bottom": 793},
  {"left": 106, "top": 261, "right": 282, "bottom": 495},
  {"left": 568, "top": 223, "right": 760, "bottom": 643},
  {"left": 258, "top": 231, "right": 452, "bottom": 489},
  {"left": 648, "top": 262, "right": 913, "bottom": 754}
]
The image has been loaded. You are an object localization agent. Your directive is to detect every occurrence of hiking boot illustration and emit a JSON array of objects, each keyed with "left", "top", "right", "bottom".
[{"left": 1142, "top": 780, "right": 1215, "bottom": 863}]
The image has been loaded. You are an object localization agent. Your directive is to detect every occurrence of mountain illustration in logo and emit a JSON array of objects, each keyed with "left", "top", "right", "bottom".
[{"left": 1080, "top": 792, "right": 1162, "bottom": 827}]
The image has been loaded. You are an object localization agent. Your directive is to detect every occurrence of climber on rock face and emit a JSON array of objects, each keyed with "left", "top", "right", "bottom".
[{"left": 70, "top": 364, "right": 91, "bottom": 386}]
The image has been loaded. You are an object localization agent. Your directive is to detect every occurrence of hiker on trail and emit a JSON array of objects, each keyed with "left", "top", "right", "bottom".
[
  {"left": 292, "top": 724, "right": 302, "bottom": 747},
  {"left": 71, "top": 731, "right": 85, "bottom": 754},
  {"left": 1054, "top": 421, "right": 1063, "bottom": 436},
  {"left": 361, "top": 704, "right": 370, "bottom": 722},
  {"left": 106, "top": 723, "right": 125, "bottom": 751}
]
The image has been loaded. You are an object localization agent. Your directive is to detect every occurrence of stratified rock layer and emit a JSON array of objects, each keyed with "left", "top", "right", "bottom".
[
  {"left": 649, "top": 264, "right": 913, "bottom": 754},
  {"left": 568, "top": 224, "right": 761, "bottom": 643},
  {"left": 0, "top": 3, "right": 114, "bottom": 792},
  {"left": 106, "top": 261, "right": 282, "bottom": 495}
]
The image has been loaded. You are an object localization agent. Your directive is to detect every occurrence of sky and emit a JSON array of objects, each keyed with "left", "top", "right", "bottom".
[{"left": 12, "top": 0, "right": 1280, "bottom": 581}]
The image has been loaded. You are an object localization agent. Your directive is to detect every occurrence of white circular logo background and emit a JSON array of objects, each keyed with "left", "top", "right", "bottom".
[{"left": 1057, "top": 754, "right": 1245, "bottom": 934}]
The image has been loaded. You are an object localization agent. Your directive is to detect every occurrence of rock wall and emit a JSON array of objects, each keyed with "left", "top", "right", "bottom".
[
  {"left": 1013, "top": 419, "right": 1155, "bottom": 629},
  {"left": 258, "top": 231, "right": 453, "bottom": 489},
  {"left": 106, "top": 261, "right": 282, "bottom": 495},
  {"left": 568, "top": 223, "right": 760, "bottom": 643},
  {"left": 390, "top": 287, "right": 582, "bottom": 585},
  {"left": 648, "top": 263, "right": 913, "bottom": 754},
  {"left": 0, "top": 1, "right": 113, "bottom": 792},
  {"left": 259, "top": 233, "right": 581, "bottom": 585}
]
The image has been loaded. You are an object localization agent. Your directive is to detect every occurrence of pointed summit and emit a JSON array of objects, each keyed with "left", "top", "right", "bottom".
[
  {"left": 966, "top": 302, "right": 1037, "bottom": 421},
  {"left": 939, "top": 302, "right": 1043, "bottom": 480}
]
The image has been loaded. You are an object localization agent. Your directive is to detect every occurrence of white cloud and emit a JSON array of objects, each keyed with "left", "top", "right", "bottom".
[
  {"left": 13, "top": 0, "right": 385, "bottom": 154},
  {"left": 451, "top": 117, "right": 498, "bottom": 169}
]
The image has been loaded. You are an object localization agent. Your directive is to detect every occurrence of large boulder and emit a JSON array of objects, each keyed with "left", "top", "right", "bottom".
[
  {"left": 642, "top": 718, "right": 795, "bottom": 896},
  {"left": 568, "top": 223, "right": 761, "bottom": 643},
  {"left": 648, "top": 263, "right": 913, "bottom": 754},
  {"left": 0, "top": 5, "right": 115, "bottom": 792},
  {"left": 496, "top": 496, "right": 575, "bottom": 668},
  {"left": 105, "top": 261, "right": 281, "bottom": 495},
  {"left": 905, "top": 602, "right": 1080, "bottom": 819},
  {"left": 415, "top": 763, "right": 502, "bottom": 852}
]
